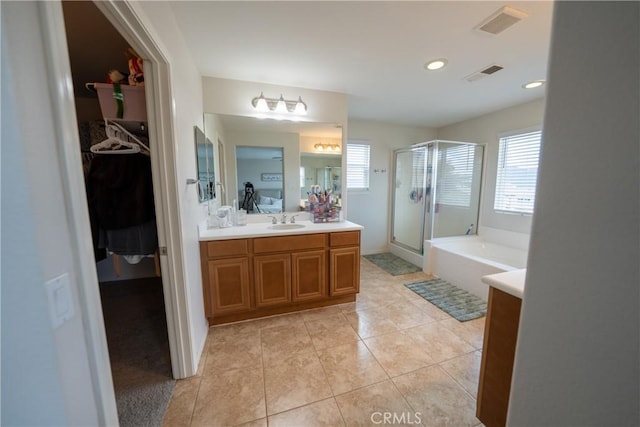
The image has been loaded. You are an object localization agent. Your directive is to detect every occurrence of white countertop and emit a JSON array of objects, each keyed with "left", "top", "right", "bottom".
[
  {"left": 199, "top": 219, "right": 363, "bottom": 241},
  {"left": 481, "top": 268, "right": 526, "bottom": 299}
]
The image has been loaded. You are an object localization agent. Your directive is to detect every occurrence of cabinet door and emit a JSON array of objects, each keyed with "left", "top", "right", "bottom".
[
  {"left": 207, "top": 257, "right": 251, "bottom": 316},
  {"left": 254, "top": 254, "right": 291, "bottom": 308},
  {"left": 292, "top": 250, "right": 327, "bottom": 302},
  {"left": 329, "top": 246, "right": 360, "bottom": 296}
]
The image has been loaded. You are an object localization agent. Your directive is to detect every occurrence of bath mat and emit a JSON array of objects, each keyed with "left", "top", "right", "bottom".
[
  {"left": 363, "top": 253, "right": 422, "bottom": 276},
  {"left": 405, "top": 278, "right": 486, "bottom": 322}
]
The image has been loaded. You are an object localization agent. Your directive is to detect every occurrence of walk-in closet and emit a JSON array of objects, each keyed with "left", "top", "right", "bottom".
[{"left": 62, "top": 2, "right": 174, "bottom": 425}]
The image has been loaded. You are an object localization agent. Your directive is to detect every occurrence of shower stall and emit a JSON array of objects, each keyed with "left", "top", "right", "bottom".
[{"left": 391, "top": 140, "right": 484, "bottom": 255}]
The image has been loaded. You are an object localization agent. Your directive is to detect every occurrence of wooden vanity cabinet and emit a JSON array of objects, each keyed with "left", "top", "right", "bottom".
[
  {"left": 329, "top": 231, "right": 361, "bottom": 296},
  {"left": 200, "top": 239, "right": 251, "bottom": 317},
  {"left": 477, "top": 286, "right": 522, "bottom": 427},
  {"left": 253, "top": 254, "right": 291, "bottom": 307},
  {"left": 200, "top": 230, "right": 360, "bottom": 325},
  {"left": 254, "top": 233, "right": 327, "bottom": 307}
]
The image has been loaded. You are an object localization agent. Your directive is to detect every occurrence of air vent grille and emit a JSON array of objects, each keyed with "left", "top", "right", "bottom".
[
  {"left": 481, "top": 65, "right": 504, "bottom": 75},
  {"left": 464, "top": 64, "right": 504, "bottom": 83},
  {"left": 476, "top": 6, "right": 528, "bottom": 35}
]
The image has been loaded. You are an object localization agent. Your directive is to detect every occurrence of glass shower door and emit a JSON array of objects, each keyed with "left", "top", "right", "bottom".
[
  {"left": 432, "top": 142, "right": 484, "bottom": 238},
  {"left": 391, "top": 147, "right": 429, "bottom": 253}
]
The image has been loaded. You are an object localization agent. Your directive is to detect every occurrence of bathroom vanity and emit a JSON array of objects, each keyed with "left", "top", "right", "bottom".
[
  {"left": 199, "top": 220, "right": 363, "bottom": 325},
  {"left": 477, "top": 269, "right": 525, "bottom": 427}
]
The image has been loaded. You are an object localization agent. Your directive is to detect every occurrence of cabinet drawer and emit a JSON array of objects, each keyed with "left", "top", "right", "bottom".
[
  {"left": 206, "top": 239, "right": 249, "bottom": 258},
  {"left": 330, "top": 231, "right": 360, "bottom": 247},
  {"left": 254, "top": 233, "right": 326, "bottom": 254}
]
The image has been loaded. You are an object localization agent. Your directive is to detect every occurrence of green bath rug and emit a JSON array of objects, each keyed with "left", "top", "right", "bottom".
[
  {"left": 405, "top": 278, "right": 486, "bottom": 322},
  {"left": 363, "top": 253, "right": 422, "bottom": 276}
]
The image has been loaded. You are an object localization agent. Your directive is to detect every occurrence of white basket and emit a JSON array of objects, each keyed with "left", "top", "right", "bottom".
[{"left": 95, "top": 83, "right": 147, "bottom": 122}]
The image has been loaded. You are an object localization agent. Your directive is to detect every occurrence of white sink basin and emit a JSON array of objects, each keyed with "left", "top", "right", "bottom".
[{"left": 268, "top": 223, "right": 306, "bottom": 230}]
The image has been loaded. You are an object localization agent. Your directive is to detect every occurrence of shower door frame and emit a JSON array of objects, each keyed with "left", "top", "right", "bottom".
[
  {"left": 391, "top": 140, "right": 485, "bottom": 255},
  {"left": 390, "top": 145, "right": 430, "bottom": 254}
]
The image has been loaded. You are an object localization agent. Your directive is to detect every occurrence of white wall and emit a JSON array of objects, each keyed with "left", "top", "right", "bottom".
[
  {"left": 509, "top": 2, "right": 639, "bottom": 425},
  {"left": 133, "top": 1, "right": 209, "bottom": 375},
  {"left": 437, "top": 99, "right": 545, "bottom": 235},
  {"left": 346, "top": 120, "right": 436, "bottom": 254},
  {"left": 1, "top": 2, "right": 99, "bottom": 424}
]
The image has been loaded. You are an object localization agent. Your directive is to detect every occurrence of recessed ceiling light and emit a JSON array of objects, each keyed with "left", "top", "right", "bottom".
[
  {"left": 424, "top": 58, "right": 448, "bottom": 71},
  {"left": 523, "top": 80, "right": 545, "bottom": 89}
]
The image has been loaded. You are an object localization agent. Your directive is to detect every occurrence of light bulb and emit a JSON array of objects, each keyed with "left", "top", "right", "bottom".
[
  {"left": 275, "top": 95, "right": 288, "bottom": 113},
  {"left": 253, "top": 92, "right": 269, "bottom": 112},
  {"left": 294, "top": 96, "right": 307, "bottom": 115}
]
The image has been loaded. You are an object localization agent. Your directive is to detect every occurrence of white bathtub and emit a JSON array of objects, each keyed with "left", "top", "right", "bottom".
[{"left": 424, "top": 227, "right": 529, "bottom": 300}]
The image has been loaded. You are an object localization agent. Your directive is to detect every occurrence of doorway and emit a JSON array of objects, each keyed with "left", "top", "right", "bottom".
[
  {"left": 236, "top": 146, "right": 285, "bottom": 214},
  {"left": 61, "top": 2, "right": 173, "bottom": 424}
]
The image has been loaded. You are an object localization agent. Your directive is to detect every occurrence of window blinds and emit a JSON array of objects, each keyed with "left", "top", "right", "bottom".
[
  {"left": 437, "top": 144, "right": 476, "bottom": 207},
  {"left": 346, "top": 143, "right": 370, "bottom": 190},
  {"left": 494, "top": 130, "right": 542, "bottom": 214}
]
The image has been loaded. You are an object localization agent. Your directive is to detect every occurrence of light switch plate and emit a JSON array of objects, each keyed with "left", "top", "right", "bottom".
[{"left": 45, "top": 273, "right": 75, "bottom": 329}]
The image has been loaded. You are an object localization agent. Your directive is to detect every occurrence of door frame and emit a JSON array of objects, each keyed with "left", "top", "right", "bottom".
[{"left": 40, "top": 1, "right": 194, "bottom": 423}]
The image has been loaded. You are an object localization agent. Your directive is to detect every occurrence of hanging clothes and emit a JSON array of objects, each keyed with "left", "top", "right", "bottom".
[{"left": 87, "top": 153, "right": 157, "bottom": 259}]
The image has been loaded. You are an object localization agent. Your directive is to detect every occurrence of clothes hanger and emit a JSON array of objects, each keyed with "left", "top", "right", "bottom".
[
  {"left": 109, "top": 120, "right": 150, "bottom": 153},
  {"left": 90, "top": 136, "right": 140, "bottom": 155},
  {"left": 90, "top": 123, "right": 140, "bottom": 155}
]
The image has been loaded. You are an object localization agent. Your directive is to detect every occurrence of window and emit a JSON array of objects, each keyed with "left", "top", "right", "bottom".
[
  {"left": 494, "top": 130, "right": 542, "bottom": 214},
  {"left": 346, "top": 142, "right": 370, "bottom": 190},
  {"left": 437, "top": 144, "right": 477, "bottom": 207}
]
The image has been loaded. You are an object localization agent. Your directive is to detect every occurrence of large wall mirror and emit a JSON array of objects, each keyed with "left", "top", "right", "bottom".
[
  {"left": 203, "top": 113, "right": 342, "bottom": 214},
  {"left": 195, "top": 125, "right": 215, "bottom": 203}
]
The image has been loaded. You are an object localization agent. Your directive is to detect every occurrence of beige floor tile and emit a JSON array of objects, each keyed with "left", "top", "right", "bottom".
[
  {"left": 263, "top": 351, "right": 332, "bottom": 415},
  {"left": 306, "top": 314, "right": 361, "bottom": 350},
  {"left": 235, "top": 418, "right": 267, "bottom": 427},
  {"left": 261, "top": 322, "right": 315, "bottom": 366},
  {"left": 393, "top": 365, "right": 479, "bottom": 427},
  {"left": 405, "top": 322, "right": 475, "bottom": 363},
  {"left": 268, "top": 398, "right": 345, "bottom": 426},
  {"left": 318, "top": 341, "right": 389, "bottom": 395},
  {"left": 344, "top": 309, "right": 399, "bottom": 339},
  {"left": 206, "top": 331, "right": 263, "bottom": 374},
  {"left": 208, "top": 322, "right": 262, "bottom": 347},
  {"left": 335, "top": 380, "right": 417, "bottom": 427},
  {"left": 191, "top": 366, "right": 265, "bottom": 427},
  {"left": 439, "top": 317, "right": 486, "bottom": 349},
  {"left": 384, "top": 302, "right": 437, "bottom": 330},
  {"left": 439, "top": 350, "right": 482, "bottom": 399},
  {"left": 252, "top": 312, "right": 304, "bottom": 331},
  {"left": 162, "top": 376, "right": 201, "bottom": 427},
  {"left": 301, "top": 305, "right": 346, "bottom": 322},
  {"left": 363, "top": 331, "right": 435, "bottom": 377}
]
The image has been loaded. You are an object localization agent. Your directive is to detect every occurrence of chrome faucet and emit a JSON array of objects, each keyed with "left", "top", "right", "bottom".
[
  {"left": 280, "top": 213, "right": 288, "bottom": 224},
  {"left": 267, "top": 215, "right": 278, "bottom": 224},
  {"left": 289, "top": 214, "right": 300, "bottom": 223}
]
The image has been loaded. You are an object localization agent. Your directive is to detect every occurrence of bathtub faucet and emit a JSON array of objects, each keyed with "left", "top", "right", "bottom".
[{"left": 465, "top": 224, "right": 474, "bottom": 235}]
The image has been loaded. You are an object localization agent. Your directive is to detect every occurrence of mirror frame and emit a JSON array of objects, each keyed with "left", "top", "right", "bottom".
[{"left": 194, "top": 125, "right": 215, "bottom": 203}]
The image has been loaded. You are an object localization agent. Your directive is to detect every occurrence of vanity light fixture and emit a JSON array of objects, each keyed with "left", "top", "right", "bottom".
[
  {"left": 314, "top": 143, "right": 341, "bottom": 152},
  {"left": 424, "top": 58, "right": 448, "bottom": 71},
  {"left": 251, "top": 92, "right": 308, "bottom": 115},
  {"left": 522, "top": 80, "right": 545, "bottom": 89}
]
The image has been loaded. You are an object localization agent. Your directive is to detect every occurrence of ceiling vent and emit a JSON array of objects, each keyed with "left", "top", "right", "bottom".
[
  {"left": 476, "top": 6, "right": 528, "bottom": 35},
  {"left": 464, "top": 64, "right": 504, "bottom": 83}
]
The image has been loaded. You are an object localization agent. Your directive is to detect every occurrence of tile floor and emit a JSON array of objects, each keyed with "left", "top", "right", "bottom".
[{"left": 162, "top": 258, "right": 485, "bottom": 427}]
